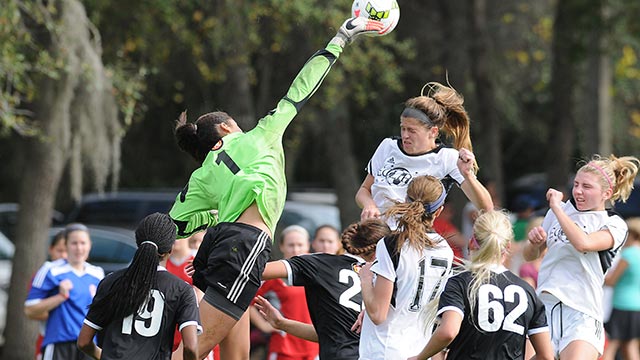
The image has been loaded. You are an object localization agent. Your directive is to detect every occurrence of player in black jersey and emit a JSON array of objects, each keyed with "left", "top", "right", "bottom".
[
  {"left": 410, "top": 211, "right": 553, "bottom": 360},
  {"left": 254, "top": 219, "right": 391, "bottom": 360},
  {"left": 77, "top": 213, "right": 201, "bottom": 360}
]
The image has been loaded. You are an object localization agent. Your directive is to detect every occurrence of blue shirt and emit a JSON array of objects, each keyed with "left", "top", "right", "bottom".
[
  {"left": 26, "top": 259, "right": 104, "bottom": 347},
  {"left": 613, "top": 246, "right": 640, "bottom": 311}
]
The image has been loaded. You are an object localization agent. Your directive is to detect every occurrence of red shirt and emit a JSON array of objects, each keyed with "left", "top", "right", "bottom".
[
  {"left": 433, "top": 218, "right": 464, "bottom": 261},
  {"left": 256, "top": 279, "right": 319, "bottom": 357}
]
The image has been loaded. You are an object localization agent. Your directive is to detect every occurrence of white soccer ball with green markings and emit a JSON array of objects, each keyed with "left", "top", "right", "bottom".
[{"left": 351, "top": 0, "right": 400, "bottom": 36}]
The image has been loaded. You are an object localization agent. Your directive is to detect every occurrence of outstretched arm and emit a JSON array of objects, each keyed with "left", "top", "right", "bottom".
[
  {"left": 253, "top": 18, "right": 384, "bottom": 140},
  {"left": 262, "top": 260, "right": 288, "bottom": 280},
  {"left": 253, "top": 295, "right": 319, "bottom": 342}
]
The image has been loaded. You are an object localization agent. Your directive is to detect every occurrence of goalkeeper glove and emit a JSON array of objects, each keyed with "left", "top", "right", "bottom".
[{"left": 329, "top": 17, "right": 384, "bottom": 48}]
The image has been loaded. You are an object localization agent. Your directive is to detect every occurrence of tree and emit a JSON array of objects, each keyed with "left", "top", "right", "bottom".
[
  {"left": 546, "top": 0, "right": 601, "bottom": 191},
  {"left": 468, "top": 0, "right": 504, "bottom": 202},
  {"left": 1, "top": 0, "right": 122, "bottom": 357}
]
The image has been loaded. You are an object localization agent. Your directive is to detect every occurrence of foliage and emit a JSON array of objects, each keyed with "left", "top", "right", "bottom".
[{"left": 0, "top": 1, "right": 59, "bottom": 136}]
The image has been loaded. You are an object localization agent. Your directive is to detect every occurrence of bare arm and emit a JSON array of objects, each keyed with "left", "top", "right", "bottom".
[
  {"left": 408, "top": 311, "right": 463, "bottom": 360},
  {"left": 355, "top": 174, "right": 381, "bottom": 220},
  {"left": 529, "top": 331, "right": 554, "bottom": 360},
  {"left": 457, "top": 148, "right": 493, "bottom": 212},
  {"left": 359, "top": 262, "right": 392, "bottom": 325},
  {"left": 547, "top": 189, "right": 614, "bottom": 252},
  {"left": 254, "top": 295, "right": 319, "bottom": 342},
  {"left": 180, "top": 325, "right": 198, "bottom": 360},
  {"left": 604, "top": 259, "right": 628, "bottom": 286},
  {"left": 262, "top": 260, "right": 288, "bottom": 280},
  {"left": 77, "top": 324, "right": 101, "bottom": 359}
]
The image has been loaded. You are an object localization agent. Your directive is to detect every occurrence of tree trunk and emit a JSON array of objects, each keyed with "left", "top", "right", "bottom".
[
  {"left": 221, "top": 0, "right": 255, "bottom": 129},
  {"left": 547, "top": 0, "right": 604, "bottom": 191},
  {"left": 583, "top": 4, "right": 612, "bottom": 156},
  {"left": 546, "top": 1, "right": 578, "bottom": 191},
  {"left": 323, "top": 101, "right": 361, "bottom": 227},
  {"left": 468, "top": 0, "right": 504, "bottom": 204},
  {"left": 3, "top": 0, "right": 118, "bottom": 357},
  {"left": 4, "top": 75, "right": 71, "bottom": 359}
]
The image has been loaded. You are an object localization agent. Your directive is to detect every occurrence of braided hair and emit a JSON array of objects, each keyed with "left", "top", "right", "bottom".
[
  {"left": 87, "top": 213, "right": 176, "bottom": 325},
  {"left": 341, "top": 219, "right": 390, "bottom": 260}
]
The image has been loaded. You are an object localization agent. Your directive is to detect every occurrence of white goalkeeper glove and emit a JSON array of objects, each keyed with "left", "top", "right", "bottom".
[{"left": 329, "top": 17, "right": 384, "bottom": 48}]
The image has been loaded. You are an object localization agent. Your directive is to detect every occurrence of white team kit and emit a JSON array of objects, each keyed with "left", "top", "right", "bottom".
[
  {"left": 367, "top": 137, "right": 464, "bottom": 214},
  {"left": 537, "top": 200, "right": 628, "bottom": 354},
  {"left": 359, "top": 232, "right": 453, "bottom": 359}
]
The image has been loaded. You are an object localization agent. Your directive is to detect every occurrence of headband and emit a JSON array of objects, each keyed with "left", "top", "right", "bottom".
[
  {"left": 407, "top": 182, "right": 447, "bottom": 214},
  {"left": 401, "top": 107, "right": 434, "bottom": 126},
  {"left": 140, "top": 241, "right": 158, "bottom": 250},
  {"left": 588, "top": 162, "right": 613, "bottom": 190}
]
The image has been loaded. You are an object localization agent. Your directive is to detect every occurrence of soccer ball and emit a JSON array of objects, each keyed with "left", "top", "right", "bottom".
[{"left": 351, "top": 0, "right": 400, "bottom": 36}]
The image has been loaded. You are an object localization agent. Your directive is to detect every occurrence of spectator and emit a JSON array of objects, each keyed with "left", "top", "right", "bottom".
[
  {"left": 602, "top": 218, "right": 640, "bottom": 360},
  {"left": 311, "top": 224, "right": 343, "bottom": 254},
  {"left": 33, "top": 230, "right": 68, "bottom": 360},
  {"left": 25, "top": 223, "right": 104, "bottom": 360},
  {"left": 250, "top": 225, "right": 318, "bottom": 360}
]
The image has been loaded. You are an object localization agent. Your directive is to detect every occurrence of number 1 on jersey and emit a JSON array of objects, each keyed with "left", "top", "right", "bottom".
[{"left": 215, "top": 150, "right": 240, "bottom": 174}]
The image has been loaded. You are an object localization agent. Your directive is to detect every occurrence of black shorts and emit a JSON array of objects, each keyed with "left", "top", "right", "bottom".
[
  {"left": 43, "top": 341, "right": 92, "bottom": 360},
  {"left": 193, "top": 222, "right": 272, "bottom": 320},
  {"left": 605, "top": 308, "right": 640, "bottom": 341}
]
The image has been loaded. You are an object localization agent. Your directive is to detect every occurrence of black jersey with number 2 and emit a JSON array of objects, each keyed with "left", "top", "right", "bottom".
[
  {"left": 284, "top": 253, "right": 365, "bottom": 360},
  {"left": 439, "top": 268, "right": 548, "bottom": 360},
  {"left": 84, "top": 268, "right": 201, "bottom": 360}
]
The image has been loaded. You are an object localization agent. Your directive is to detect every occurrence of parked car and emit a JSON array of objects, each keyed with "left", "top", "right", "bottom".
[
  {"left": 506, "top": 173, "right": 640, "bottom": 219},
  {"left": 65, "top": 190, "right": 178, "bottom": 230},
  {"left": 0, "top": 203, "right": 65, "bottom": 242},
  {"left": 68, "top": 189, "right": 342, "bottom": 237},
  {"left": 615, "top": 179, "right": 640, "bottom": 219}
]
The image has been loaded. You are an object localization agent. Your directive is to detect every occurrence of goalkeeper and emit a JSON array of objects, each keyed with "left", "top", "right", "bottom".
[{"left": 169, "top": 17, "right": 384, "bottom": 360}]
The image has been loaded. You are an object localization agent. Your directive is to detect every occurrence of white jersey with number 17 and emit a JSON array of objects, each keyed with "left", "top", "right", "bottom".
[{"left": 359, "top": 233, "right": 453, "bottom": 360}]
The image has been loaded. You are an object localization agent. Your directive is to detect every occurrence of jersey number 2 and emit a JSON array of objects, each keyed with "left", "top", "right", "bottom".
[
  {"left": 477, "top": 284, "right": 528, "bottom": 335},
  {"left": 122, "top": 290, "right": 164, "bottom": 337},
  {"left": 338, "top": 269, "right": 362, "bottom": 312}
]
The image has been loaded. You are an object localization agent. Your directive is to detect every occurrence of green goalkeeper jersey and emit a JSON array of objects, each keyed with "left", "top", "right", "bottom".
[{"left": 170, "top": 43, "right": 343, "bottom": 238}]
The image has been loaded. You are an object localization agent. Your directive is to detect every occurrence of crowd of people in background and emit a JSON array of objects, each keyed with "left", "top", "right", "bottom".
[{"left": 16, "top": 14, "right": 640, "bottom": 360}]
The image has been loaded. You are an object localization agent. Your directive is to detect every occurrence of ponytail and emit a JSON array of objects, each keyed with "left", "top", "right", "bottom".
[
  {"left": 466, "top": 210, "right": 513, "bottom": 320},
  {"left": 87, "top": 213, "right": 176, "bottom": 326},
  {"left": 175, "top": 110, "right": 232, "bottom": 163}
]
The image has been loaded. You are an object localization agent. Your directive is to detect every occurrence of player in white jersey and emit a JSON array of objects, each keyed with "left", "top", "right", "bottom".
[
  {"left": 358, "top": 175, "right": 454, "bottom": 359},
  {"left": 524, "top": 154, "right": 640, "bottom": 360},
  {"left": 355, "top": 83, "right": 493, "bottom": 228},
  {"left": 409, "top": 211, "right": 553, "bottom": 360}
]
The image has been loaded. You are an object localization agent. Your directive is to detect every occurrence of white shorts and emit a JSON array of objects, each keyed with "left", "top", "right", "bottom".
[{"left": 539, "top": 292, "right": 605, "bottom": 358}]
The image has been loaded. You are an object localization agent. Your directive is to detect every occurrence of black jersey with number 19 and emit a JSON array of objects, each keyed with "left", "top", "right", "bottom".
[
  {"left": 439, "top": 267, "right": 548, "bottom": 360},
  {"left": 283, "top": 253, "right": 365, "bottom": 360},
  {"left": 84, "top": 267, "right": 201, "bottom": 360}
]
